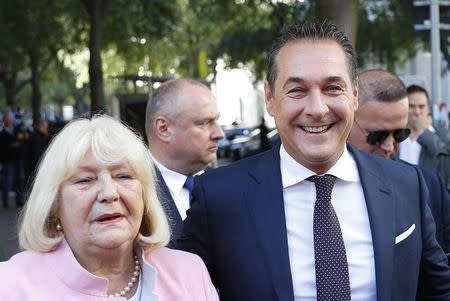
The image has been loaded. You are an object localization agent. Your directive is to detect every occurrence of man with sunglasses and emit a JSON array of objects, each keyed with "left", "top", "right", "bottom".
[{"left": 348, "top": 69, "right": 450, "bottom": 254}]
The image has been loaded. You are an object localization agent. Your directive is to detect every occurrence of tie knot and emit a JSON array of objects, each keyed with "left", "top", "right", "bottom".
[
  {"left": 307, "top": 174, "right": 336, "bottom": 186},
  {"left": 307, "top": 174, "right": 336, "bottom": 197},
  {"left": 183, "top": 176, "right": 194, "bottom": 193}
]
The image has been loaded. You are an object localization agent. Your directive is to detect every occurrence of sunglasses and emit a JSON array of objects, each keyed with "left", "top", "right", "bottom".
[{"left": 354, "top": 120, "right": 411, "bottom": 146}]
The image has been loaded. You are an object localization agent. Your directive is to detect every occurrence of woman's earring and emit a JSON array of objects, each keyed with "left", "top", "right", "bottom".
[{"left": 56, "top": 223, "right": 62, "bottom": 231}]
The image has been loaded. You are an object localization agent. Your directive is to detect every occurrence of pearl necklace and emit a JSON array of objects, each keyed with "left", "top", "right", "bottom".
[{"left": 107, "top": 255, "right": 141, "bottom": 298}]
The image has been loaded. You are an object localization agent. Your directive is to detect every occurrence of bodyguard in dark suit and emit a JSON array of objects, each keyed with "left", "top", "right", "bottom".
[
  {"left": 145, "top": 79, "right": 224, "bottom": 247},
  {"left": 179, "top": 21, "right": 450, "bottom": 300},
  {"left": 348, "top": 69, "right": 450, "bottom": 254}
]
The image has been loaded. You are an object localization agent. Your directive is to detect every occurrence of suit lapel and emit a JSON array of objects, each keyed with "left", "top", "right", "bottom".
[
  {"left": 349, "top": 146, "right": 395, "bottom": 301},
  {"left": 245, "top": 146, "right": 294, "bottom": 301},
  {"left": 154, "top": 167, "right": 183, "bottom": 248}
]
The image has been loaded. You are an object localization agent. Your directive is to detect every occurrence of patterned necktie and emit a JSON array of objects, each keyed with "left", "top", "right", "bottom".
[
  {"left": 183, "top": 176, "right": 194, "bottom": 205},
  {"left": 308, "top": 175, "right": 351, "bottom": 301}
]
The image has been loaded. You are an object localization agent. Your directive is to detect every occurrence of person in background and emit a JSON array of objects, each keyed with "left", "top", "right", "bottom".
[
  {"left": 0, "top": 109, "right": 27, "bottom": 208},
  {"left": 145, "top": 79, "right": 224, "bottom": 247},
  {"left": 258, "top": 117, "right": 270, "bottom": 152},
  {"left": 24, "top": 119, "right": 50, "bottom": 191},
  {"left": 348, "top": 69, "right": 450, "bottom": 254},
  {"left": 399, "top": 84, "right": 450, "bottom": 191},
  {"left": 179, "top": 20, "right": 450, "bottom": 301},
  {"left": 0, "top": 115, "right": 218, "bottom": 300}
]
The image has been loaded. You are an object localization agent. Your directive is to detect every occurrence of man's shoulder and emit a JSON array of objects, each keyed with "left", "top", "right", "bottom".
[
  {"left": 207, "top": 149, "right": 276, "bottom": 178},
  {"left": 350, "top": 146, "right": 420, "bottom": 181}
]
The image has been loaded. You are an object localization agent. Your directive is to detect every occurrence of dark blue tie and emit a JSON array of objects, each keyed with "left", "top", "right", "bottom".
[
  {"left": 183, "top": 176, "right": 194, "bottom": 205},
  {"left": 308, "top": 175, "right": 351, "bottom": 301}
]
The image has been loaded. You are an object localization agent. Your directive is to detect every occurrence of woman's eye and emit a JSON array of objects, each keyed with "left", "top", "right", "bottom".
[
  {"left": 74, "top": 178, "right": 93, "bottom": 184},
  {"left": 116, "top": 174, "right": 132, "bottom": 180}
]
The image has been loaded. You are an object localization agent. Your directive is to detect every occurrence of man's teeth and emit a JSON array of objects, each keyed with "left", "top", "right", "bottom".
[{"left": 303, "top": 125, "right": 329, "bottom": 133}]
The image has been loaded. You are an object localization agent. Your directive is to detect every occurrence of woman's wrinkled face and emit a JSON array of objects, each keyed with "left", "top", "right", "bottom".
[{"left": 58, "top": 150, "right": 144, "bottom": 252}]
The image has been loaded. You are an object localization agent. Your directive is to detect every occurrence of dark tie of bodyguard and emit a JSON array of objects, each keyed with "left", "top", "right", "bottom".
[
  {"left": 308, "top": 175, "right": 351, "bottom": 301},
  {"left": 183, "top": 175, "right": 194, "bottom": 205}
]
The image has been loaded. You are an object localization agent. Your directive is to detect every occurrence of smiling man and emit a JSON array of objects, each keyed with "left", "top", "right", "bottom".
[{"left": 179, "top": 21, "right": 450, "bottom": 301}]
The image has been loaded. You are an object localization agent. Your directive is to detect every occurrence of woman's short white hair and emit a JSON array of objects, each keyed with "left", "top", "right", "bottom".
[{"left": 18, "top": 115, "right": 170, "bottom": 252}]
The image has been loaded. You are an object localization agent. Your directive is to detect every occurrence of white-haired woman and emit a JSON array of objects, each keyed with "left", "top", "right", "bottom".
[{"left": 0, "top": 115, "right": 219, "bottom": 301}]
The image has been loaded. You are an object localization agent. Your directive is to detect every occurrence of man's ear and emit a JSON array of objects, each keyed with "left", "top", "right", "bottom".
[
  {"left": 352, "top": 81, "right": 359, "bottom": 111},
  {"left": 264, "top": 80, "right": 275, "bottom": 116},
  {"left": 154, "top": 116, "right": 172, "bottom": 143}
]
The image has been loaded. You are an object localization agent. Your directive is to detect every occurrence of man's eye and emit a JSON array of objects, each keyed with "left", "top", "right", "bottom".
[
  {"left": 286, "top": 88, "right": 307, "bottom": 98},
  {"left": 288, "top": 88, "right": 305, "bottom": 93},
  {"left": 325, "top": 86, "right": 344, "bottom": 94}
]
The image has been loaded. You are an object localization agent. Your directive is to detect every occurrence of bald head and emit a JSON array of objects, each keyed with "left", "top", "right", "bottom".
[
  {"left": 357, "top": 69, "right": 407, "bottom": 105},
  {"left": 145, "top": 79, "right": 210, "bottom": 137},
  {"left": 348, "top": 69, "right": 409, "bottom": 159},
  {"left": 145, "top": 78, "right": 224, "bottom": 175}
]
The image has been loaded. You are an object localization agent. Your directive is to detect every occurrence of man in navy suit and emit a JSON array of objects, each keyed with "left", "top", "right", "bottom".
[
  {"left": 145, "top": 79, "right": 224, "bottom": 247},
  {"left": 348, "top": 69, "right": 450, "bottom": 254},
  {"left": 179, "top": 21, "right": 450, "bottom": 300}
]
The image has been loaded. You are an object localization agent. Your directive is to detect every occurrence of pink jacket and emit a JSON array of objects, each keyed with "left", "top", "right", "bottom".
[{"left": 0, "top": 240, "right": 219, "bottom": 301}]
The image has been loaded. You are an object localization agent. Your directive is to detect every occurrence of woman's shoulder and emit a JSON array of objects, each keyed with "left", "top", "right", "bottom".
[
  {"left": 1, "top": 250, "right": 43, "bottom": 266},
  {"left": 0, "top": 250, "right": 47, "bottom": 274},
  {"left": 143, "top": 246, "right": 203, "bottom": 266}
]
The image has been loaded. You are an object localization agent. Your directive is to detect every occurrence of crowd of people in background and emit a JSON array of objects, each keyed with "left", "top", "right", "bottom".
[
  {"left": 1, "top": 19, "right": 450, "bottom": 300},
  {"left": 0, "top": 108, "right": 50, "bottom": 208}
]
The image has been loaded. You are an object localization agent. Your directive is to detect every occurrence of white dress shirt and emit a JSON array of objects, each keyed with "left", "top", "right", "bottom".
[
  {"left": 151, "top": 157, "right": 191, "bottom": 220},
  {"left": 399, "top": 137, "right": 421, "bottom": 165},
  {"left": 280, "top": 145, "right": 377, "bottom": 301}
]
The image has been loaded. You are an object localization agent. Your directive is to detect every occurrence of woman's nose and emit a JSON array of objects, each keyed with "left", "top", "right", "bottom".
[{"left": 97, "top": 176, "right": 119, "bottom": 203}]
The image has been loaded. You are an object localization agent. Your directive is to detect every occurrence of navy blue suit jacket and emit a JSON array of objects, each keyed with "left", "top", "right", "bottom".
[
  {"left": 179, "top": 144, "right": 450, "bottom": 301},
  {"left": 410, "top": 164, "right": 450, "bottom": 254}
]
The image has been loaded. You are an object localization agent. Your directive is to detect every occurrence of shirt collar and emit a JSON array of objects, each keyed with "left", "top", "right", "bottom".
[
  {"left": 150, "top": 154, "right": 187, "bottom": 197},
  {"left": 279, "top": 144, "right": 360, "bottom": 188}
]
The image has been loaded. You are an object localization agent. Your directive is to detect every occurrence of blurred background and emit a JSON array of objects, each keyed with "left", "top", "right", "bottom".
[
  {"left": 1, "top": 1, "right": 450, "bottom": 134},
  {"left": 2, "top": 0, "right": 450, "bottom": 258}
]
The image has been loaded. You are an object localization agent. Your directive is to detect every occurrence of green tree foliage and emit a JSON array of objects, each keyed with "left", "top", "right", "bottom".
[
  {"left": 0, "top": 0, "right": 434, "bottom": 118},
  {"left": 78, "top": 0, "right": 178, "bottom": 111},
  {"left": 356, "top": 0, "right": 418, "bottom": 71},
  {"left": 211, "top": 0, "right": 310, "bottom": 82},
  {"left": 0, "top": 0, "right": 80, "bottom": 123}
]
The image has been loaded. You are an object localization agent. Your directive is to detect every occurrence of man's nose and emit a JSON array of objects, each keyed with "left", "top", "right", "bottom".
[
  {"left": 212, "top": 123, "right": 225, "bottom": 141},
  {"left": 411, "top": 106, "right": 421, "bottom": 116},
  {"left": 304, "top": 89, "right": 328, "bottom": 118},
  {"left": 379, "top": 134, "right": 395, "bottom": 152}
]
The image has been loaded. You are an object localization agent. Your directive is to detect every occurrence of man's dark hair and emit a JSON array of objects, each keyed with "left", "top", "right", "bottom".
[
  {"left": 266, "top": 20, "right": 357, "bottom": 91},
  {"left": 358, "top": 69, "right": 407, "bottom": 104},
  {"left": 407, "top": 84, "right": 430, "bottom": 106}
]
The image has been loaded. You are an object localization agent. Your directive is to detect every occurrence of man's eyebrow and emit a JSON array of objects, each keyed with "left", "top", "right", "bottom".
[
  {"left": 282, "top": 77, "right": 306, "bottom": 90},
  {"left": 325, "top": 76, "right": 347, "bottom": 87},
  {"left": 282, "top": 76, "right": 347, "bottom": 90}
]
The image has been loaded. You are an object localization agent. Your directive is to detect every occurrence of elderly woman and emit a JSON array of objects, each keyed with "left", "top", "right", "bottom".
[{"left": 0, "top": 115, "right": 219, "bottom": 300}]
